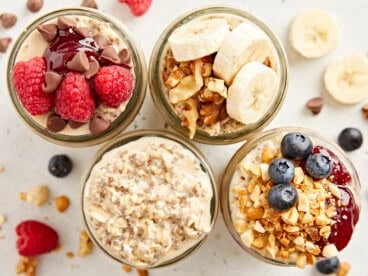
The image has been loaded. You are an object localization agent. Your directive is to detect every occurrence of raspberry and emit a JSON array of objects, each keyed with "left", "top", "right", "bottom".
[
  {"left": 94, "top": 65, "right": 134, "bottom": 107},
  {"left": 55, "top": 72, "right": 95, "bottom": 122},
  {"left": 119, "top": 0, "right": 152, "bottom": 16},
  {"left": 12, "top": 57, "right": 54, "bottom": 115},
  {"left": 16, "top": 220, "right": 59, "bottom": 256}
]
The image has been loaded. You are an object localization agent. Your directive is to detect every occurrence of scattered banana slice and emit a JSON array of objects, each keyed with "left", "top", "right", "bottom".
[
  {"left": 213, "top": 22, "right": 272, "bottom": 85},
  {"left": 289, "top": 10, "right": 339, "bottom": 58},
  {"left": 227, "top": 61, "right": 278, "bottom": 124},
  {"left": 168, "top": 18, "right": 230, "bottom": 62},
  {"left": 324, "top": 54, "right": 368, "bottom": 104}
]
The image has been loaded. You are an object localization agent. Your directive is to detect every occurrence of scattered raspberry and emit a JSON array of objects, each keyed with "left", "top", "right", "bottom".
[
  {"left": 16, "top": 220, "right": 59, "bottom": 256},
  {"left": 12, "top": 57, "right": 54, "bottom": 115},
  {"left": 55, "top": 72, "right": 95, "bottom": 122},
  {"left": 94, "top": 65, "right": 134, "bottom": 107},
  {"left": 119, "top": 0, "right": 152, "bottom": 16}
]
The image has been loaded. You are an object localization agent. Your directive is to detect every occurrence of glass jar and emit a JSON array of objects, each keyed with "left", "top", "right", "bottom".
[
  {"left": 81, "top": 129, "right": 218, "bottom": 269},
  {"left": 221, "top": 127, "right": 361, "bottom": 267},
  {"left": 7, "top": 8, "right": 147, "bottom": 147},
  {"left": 149, "top": 5, "right": 288, "bottom": 145}
]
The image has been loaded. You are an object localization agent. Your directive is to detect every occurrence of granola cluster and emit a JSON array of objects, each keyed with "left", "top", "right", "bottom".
[
  {"left": 230, "top": 138, "right": 343, "bottom": 268},
  {"left": 84, "top": 137, "right": 213, "bottom": 267}
]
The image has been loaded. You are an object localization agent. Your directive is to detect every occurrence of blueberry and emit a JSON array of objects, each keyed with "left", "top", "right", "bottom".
[
  {"left": 268, "top": 158, "right": 295, "bottom": 184},
  {"left": 338, "top": 127, "right": 363, "bottom": 151},
  {"left": 306, "top": 153, "right": 332, "bottom": 179},
  {"left": 48, "top": 155, "right": 73, "bottom": 177},
  {"left": 316, "top": 257, "right": 339, "bottom": 274},
  {"left": 267, "top": 183, "right": 298, "bottom": 211},
  {"left": 281, "top": 132, "right": 313, "bottom": 160}
]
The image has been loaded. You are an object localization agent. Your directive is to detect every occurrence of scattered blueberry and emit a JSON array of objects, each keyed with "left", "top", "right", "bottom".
[
  {"left": 48, "top": 154, "right": 73, "bottom": 177},
  {"left": 338, "top": 127, "right": 363, "bottom": 151},
  {"left": 316, "top": 256, "right": 339, "bottom": 274},
  {"left": 281, "top": 132, "right": 313, "bottom": 160},
  {"left": 306, "top": 153, "right": 332, "bottom": 179},
  {"left": 267, "top": 183, "right": 298, "bottom": 211},
  {"left": 268, "top": 158, "right": 295, "bottom": 184}
]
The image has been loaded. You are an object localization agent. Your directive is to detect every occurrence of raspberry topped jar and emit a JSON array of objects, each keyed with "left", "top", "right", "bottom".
[
  {"left": 221, "top": 127, "right": 361, "bottom": 268},
  {"left": 7, "top": 8, "right": 147, "bottom": 146}
]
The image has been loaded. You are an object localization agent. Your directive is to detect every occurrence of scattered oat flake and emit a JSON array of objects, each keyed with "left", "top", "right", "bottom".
[
  {"left": 66, "top": 252, "right": 74, "bottom": 259},
  {"left": 78, "top": 230, "right": 93, "bottom": 257},
  {"left": 122, "top": 265, "right": 132, "bottom": 273},
  {"left": 16, "top": 256, "right": 38, "bottom": 276}
]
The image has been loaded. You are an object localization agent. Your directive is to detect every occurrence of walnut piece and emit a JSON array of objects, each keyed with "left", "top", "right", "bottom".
[
  {"left": 16, "top": 257, "right": 37, "bottom": 276},
  {"left": 78, "top": 230, "right": 93, "bottom": 258}
]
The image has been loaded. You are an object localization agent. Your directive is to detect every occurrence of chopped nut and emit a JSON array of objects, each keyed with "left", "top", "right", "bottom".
[
  {"left": 297, "top": 193, "right": 310, "bottom": 212},
  {"left": 205, "top": 77, "right": 227, "bottom": 98},
  {"left": 182, "top": 98, "right": 199, "bottom": 139},
  {"left": 319, "top": 225, "right": 331, "bottom": 239},
  {"left": 296, "top": 253, "right": 307, "bottom": 269},
  {"left": 306, "top": 253, "right": 316, "bottom": 265},
  {"left": 24, "top": 185, "right": 50, "bottom": 206},
  {"left": 165, "top": 67, "right": 185, "bottom": 88},
  {"left": 260, "top": 163, "right": 270, "bottom": 181},
  {"left": 19, "top": 192, "right": 27, "bottom": 201},
  {"left": 169, "top": 75, "right": 203, "bottom": 104},
  {"left": 281, "top": 207, "right": 299, "bottom": 225},
  {"left": 234, "top": 219, "right": 246, "bottom": 233},
  {"left": 240, "top": 229, "right": 254, "bottom": 247},
  {"left": 279, "top": 249, "right": 289, "bottom": 260},
  {"left": 246, "top": 207, "right": 264, "bottom": 220},
  {"left": 337, "top": 262, "right": 351, "bottom": 276},
  {"left": 250, "top": 185, "right": 261, "bottom": 202},
  {"left": 261, "top": 147, "right": 277, "bottom": 163},
  {"left": 253, "top": 220, "right": 266, "bottom": 233},
  {"left": 328, "top": 182, "right": 341, "bottom": 198},
  {"left": 122, "top": 265, "right": 132, "bottom": 272},
  {"left": 293, "top": 167, "right": 304, "bottom": 185},
  {"left": 54, "top": 195, "right": 70, "bottom": 213},
  {"left": 322, "top": 244, "right": 338, "bottom": 258},
  {"left": 285, "top": 225, "right": 300, "bottom": 233},
  {"left": 315, "top": 213, "right": 330, "bottom": 226},
  {"left": 66, "top": 252, "right": 74, "bottom": 259},
  {"left": 136, "top": 269, "right": 148, "bottom": 276},
  {"left": 0, "top": 165, "right": 4, "bottom": 172},
  {"left": 199, "top": 102, "right": 221, "bottom": 125},
  {"left": 0, "top": 214, "right": 6, "bottom": 224},
  {"left": 16, "top": 256, "right": 37, "bottom": 276},
  {"left": 78, "top": 230, "right": 93, "bottom": 258},
  {"left": 293, "top": 236, "right": 304, "bottom": 246},
  {"left": 252, "top": 237, "right": 265, "bottom": 249}
]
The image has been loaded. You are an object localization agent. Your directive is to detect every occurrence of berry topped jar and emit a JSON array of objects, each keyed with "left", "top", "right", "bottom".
[
  {"left": 7, "top": 8, "right": 147, "bottom": 147},
  {"left": 221, "top": 127, "right": 361, "bottom": 268}
]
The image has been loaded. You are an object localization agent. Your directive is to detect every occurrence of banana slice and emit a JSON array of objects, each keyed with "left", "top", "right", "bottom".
[
  {"left": 213, "top": 22, "right": 272, "bottom": 85},
  {"left": 168, "top": 18, "right": 230, "bottom": 62},
  {"left": 227, "top": 61, "right": 278, "bottom": 124},
  {"left": 289, "top": 10, "right": 339, "bottom": 58},
  {"left": 324, "top": 54, "right": 368, "bottom": 104}
]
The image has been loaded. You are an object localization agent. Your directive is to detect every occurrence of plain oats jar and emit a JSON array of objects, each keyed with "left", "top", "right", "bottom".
[
  {"left": 7, "top": 8, "right": 147, "bottom": 147},
  {"left": 221, "top": 127, "right": 361, "bottom": 267},
  {"left": 81, "top": 129, "right": 218, "bottom": 269},
  {"left": 149, "top": 6, "right": 288, "bottom": 145}
]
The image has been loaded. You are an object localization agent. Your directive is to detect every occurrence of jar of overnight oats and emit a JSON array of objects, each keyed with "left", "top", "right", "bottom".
[
  {"left": 81, "top": 129, "right": 218, "bottom": 269},
  {"left": 221, "top": 127, "right": 361, "bottom": 268},
  {"left": 149, "top": 6, "right": 288, "bottom": 145},
  {"left": 7, "top": 8, "right": 147, "bottom": 147}
]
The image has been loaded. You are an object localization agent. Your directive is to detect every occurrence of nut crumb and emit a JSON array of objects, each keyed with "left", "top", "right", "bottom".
[
  {"left": 337, "top": 262, "right": 351, "bottom": 276},
  {"left": 66, "top": 252, "right": 74, "bottom": 259},
  {"left": 78, "top": 230, "right": 93, "bottom": 258},
  {"left": 54, "top": 195, "right": 70, "bottom": 213},
  {"left": 122, "top": 265, "right": 132, "bottom": 272},
  {"left": 362, "top": 103, "right": 368, "bottom": 118},
  {"left": 0, "top": 165, "right": 4, "bottom": 172},
  {"left": 0, "top": 214, "right": 6, "bottom": 224},
  {"left": 16, "top": 256, "right": 37, "bottom": 276},
  {"left": 22, "top": 185, "right": 50, "bottom": 206},
  {"left": 136, "top": 269, "right": 148, "bottom": 276}
]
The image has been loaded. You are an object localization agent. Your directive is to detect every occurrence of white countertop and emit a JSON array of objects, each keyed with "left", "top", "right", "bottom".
[{"left": 0, "top": 0, "right": 367, "bottom": 275}]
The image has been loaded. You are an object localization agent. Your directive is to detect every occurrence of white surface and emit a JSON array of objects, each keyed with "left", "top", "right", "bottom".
[{"left": 0, "top": 0, "right": 367, "bottom": 275}]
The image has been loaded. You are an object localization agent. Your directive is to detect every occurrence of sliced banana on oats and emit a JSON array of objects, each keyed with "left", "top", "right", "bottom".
[{"left": 324, "top": 54, "right": 368, "bottom": 104}]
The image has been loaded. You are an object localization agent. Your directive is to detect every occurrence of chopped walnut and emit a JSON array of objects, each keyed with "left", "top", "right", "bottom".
[
  {"left": 16, "top": 257, "right": 37, "bottom": 276},
  {"left": 21, "top": 185, "right": 50, "bottom": 206},
  {"left": 78, "top": 230, "right": 93, "bottom": 258}
]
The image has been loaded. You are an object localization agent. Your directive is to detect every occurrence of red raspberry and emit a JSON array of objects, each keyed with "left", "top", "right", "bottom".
[
  {"left": 12, "top": 57, "right": 54, "bottom": 115},
  {"left": 119, "top": 0, "right": 152, "bottom": 16},
  {"left": 55, "top": 72, "right": 95, "bottom": 122},
  {"left": 16, "top": 220, "right": 59, "bottom": 256},
  {"left": 94, "top": 65, "right": 134, "bottom": 107}
]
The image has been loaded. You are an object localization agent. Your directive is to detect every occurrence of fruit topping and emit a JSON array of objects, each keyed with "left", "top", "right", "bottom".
[
  {"left": 267, "top": 183, "right": 298, "bottom": 211},
  {"left": 305, "top": 96, "right": 324, "bottom": 115},
  {"left": 281, "top": 132, "right": 313, "bottom": 160},
  {"left": 338, "top": 127, "right": 363, "bottom": 151},
  {"left": 16, "top": 220, "right": 59, "bottom": 256},
  {"left": 305, "top": 153, "right": 332, "bottom": 179},
  {"left": 268, "top": 158, "right": 295, "bottom": 184},
  {"left": 48, "top": 154, "right": 73, "bottom": 177},
  {"left": 118, "top": 0, "right": 153, "bottom": 16},
  {"left": 316, "top": 256, "right": 339, "bottom": 274}
]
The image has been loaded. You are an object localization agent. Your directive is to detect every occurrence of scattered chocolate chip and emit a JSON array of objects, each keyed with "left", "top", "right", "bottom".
[
  {"left": 93, "top": 34, "right": 111, "bottom": 49},
  {"left": 81, "top": 0, "right": 98, "bottom": 9},
  {"left": 66, "top": 51, "right": 90, "bottom": 72},
  {"left": 37, "top": 24, "right": 58, "bottom": 42},
  {"left": 27, "top": 0, "right": 43, "bottom": 12},
  {"left": 89, "top": 114, "right": 110, "bottom": 134},
  {"left": 306, "top": 97, "right": 324, "bottom": 115},
  {"left": 47, "top": 114, "right": 67, "bottom": 132},
  {"left": 74, "top": 27, "right": 92, "bottom": 38},
  {"left": 57, "top": 16, "right": 76, "bottom": 30},
  {"left": 119, "top": 48, "right": 131, "bottom": 65},
  {"left": 0, "top": 37, "right": 12, "bottom": 53},
  {"left": 100, "top": 45, "right": 120, "bottom": 64},
  {"left": 68, "top": 120, "right": 85, "bottom": 129},
  {"left": 42, "top": 71, "right": 63, "bottom": 93},
  {"left": 1, "top": 13, "right": 17, "bottom": 29},
  {"left": 84, "top": 57, "right": 100, "bottom": 79}
]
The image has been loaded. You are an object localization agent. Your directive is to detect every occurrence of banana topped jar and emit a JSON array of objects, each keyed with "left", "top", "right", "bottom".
[
  {"left": 149, "top": 6, "right": 288, "bottom": 144},
  {"left": 221, "top": 127, "right": 361, "bottom": 268}
]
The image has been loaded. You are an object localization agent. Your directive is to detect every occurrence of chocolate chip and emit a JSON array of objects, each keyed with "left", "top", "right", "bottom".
[
  {"left": 84, "top": 57, "right": 100, "bottom": 79},
  {"left": 89, "top": 114, "right": 110, "bottom": 134},
  {"left": 306, "top": 97, "right": 324, "bottom": 115},
  {"left": 47, "top": 114, "right": 67, "bottom": 132},
  {"left": 57, "top": 16, "right": 76, "bottom": 30},
  {"left": 1, "top": 13, "right": 17, "bottom": 29},
  {"left": 27, "top": 0, "right": 43, "bottom": 12},
  {"left": 100, "top": 45, "right": 120, "bottom": 65},
  {"left": 66, "top": 51, "right": 90, "bottom": 72},
  {"left": 81, "top": 0, "right": 98, "bottom": 9},
  {"left": 0, "top": 37, "right": 12, "bottom": 53},
  {"left": 119, "top": 48, "right": 131, "bottom": 65},
  {"left": 42, "top": 71, "right": 63, "bottom": 93},
  {"left": 93, "top": 34, "right": 111, "bottom": 49},
  {"left": 37, "top": 24, "right": 58, "bottom": 42},
  {"left": 74, "top": 27, "right": 92, "bottom": 38},
  {"left": 69, "top": 120, "right": 85, "bottom": 129}
]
